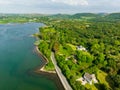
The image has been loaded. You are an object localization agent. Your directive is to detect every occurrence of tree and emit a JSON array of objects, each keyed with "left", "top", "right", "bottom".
[
  {"left": 52, "top": 42, "right": 60, "bottom": 53},
  {"left": 112, "top": 75, "right": 120, "bottom": 88},
  {"left": 76, "top": 51, "right": 93, "bottom": 63}
]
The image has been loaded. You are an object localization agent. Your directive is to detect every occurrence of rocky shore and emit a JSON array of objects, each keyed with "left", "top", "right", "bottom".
[{"left": 34, "top": 46, "right": 65, "bottom": 90}]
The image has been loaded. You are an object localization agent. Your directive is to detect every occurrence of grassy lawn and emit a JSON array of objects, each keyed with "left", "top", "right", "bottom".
[
  {"left": 34, "top": 40, "right": 40, "bottom": 45},
  {"left": 85, "top": 83, "right": 98, "bottom": 90},
  {"left": 44, "top": 28, "right": 56, "bottom": 33},
  {"left": 81, "top": 16, "right": 95, "bottom": 20},
  {"left": 83, "top": 70, "right": 111, "bottom": 90},
  {"left": 44, "top": 61, "right": 55, "bottom": 71},
  {"left": 57, "top": 45, "right": 70, "bottom": 57},
  {"left": 0, "top": 21, "right": 8, "bottom": 24},
  {"left": 67, "top": 43, "right": 76, "bottom": 51},
  {"left": 97, "top": 70, "right": 110, "bottom": 88}
]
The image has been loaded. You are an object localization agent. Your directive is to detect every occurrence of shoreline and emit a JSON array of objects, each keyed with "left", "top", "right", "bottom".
[{"left": 34, "top": 46, "right": 65, "bottom": 90}]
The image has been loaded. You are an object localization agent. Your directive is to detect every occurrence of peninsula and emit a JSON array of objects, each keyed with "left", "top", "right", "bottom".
[
  {"left": 35, "top": 13, "right": 120, "bottom": 90},
  {"left": 0, "top": 13, "right": 120, "bottom": 90}
]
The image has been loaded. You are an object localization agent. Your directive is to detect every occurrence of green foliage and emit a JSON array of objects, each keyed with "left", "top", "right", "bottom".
[
  {"left": 1, "top": 13, "right": 120, "bottom": 90},
  {"left": 44, "top": 60, "right": 55, "bottom": 71},
  {"left": 52, "top": 42, "right": 60, "bottom": 53},
  {"left": 38, "top": 41, "right": 54, "bottom": 71},
  {"left": 35, "top": 13, "right": 120, "bottom": 90},
  {"left": 76, "top": 51, "right": 93, "bottom": 63},
  {"left": 95, "top": 83, "right": 111, "bottom": 90},
  {"left": 111, "top": 75, "right": 120, "bottom": 88}
]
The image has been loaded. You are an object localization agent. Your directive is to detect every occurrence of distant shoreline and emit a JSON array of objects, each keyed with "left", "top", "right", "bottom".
[{"left": 34, "top": 46, "right": 65, "bottom": 90}]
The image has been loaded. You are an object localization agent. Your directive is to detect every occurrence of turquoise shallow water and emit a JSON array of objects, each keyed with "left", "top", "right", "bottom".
[{"left": 0, "top": 23, "right": 57, "bottom": 90}]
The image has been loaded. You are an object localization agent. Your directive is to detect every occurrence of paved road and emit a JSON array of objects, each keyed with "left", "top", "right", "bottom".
[{"left": 51, "top": 52, "right": 73, "bottom": 90}]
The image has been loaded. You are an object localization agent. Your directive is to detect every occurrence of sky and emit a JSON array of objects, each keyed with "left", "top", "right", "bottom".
[{"left": 0, "top": 0, "right": 120, "bottom": 14}]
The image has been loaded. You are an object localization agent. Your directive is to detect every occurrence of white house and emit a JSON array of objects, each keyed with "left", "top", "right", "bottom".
[
  {"left": 76, "top": 45, "right": 87, "bottom": 51},
  {"left": 76, "top": 73, "right": 98, "bottom": 85}
]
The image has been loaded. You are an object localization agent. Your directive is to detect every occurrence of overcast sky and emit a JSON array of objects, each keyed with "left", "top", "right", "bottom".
[{"left": 0, "top": 0, "right": 120, "bottom": 14}]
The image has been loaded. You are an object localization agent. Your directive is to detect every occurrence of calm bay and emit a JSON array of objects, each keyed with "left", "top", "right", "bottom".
[{"left": 0, "top": 23, "right": 58, "bottom": 90}]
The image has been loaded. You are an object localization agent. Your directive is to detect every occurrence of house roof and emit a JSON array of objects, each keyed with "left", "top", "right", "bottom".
[{"left": 84, "top": 73, "right": 92, "bottom": 81}]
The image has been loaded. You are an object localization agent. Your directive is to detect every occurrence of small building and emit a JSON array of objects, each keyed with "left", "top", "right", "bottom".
[
  {"left": 76, "top": 73, "right": 98, "bottom": 85},
  {"left": 76, "top": 45, "right": 86, "bottom": 51},
  {"left": 84, "top": 73, "right": 93, "bottom": 85}
]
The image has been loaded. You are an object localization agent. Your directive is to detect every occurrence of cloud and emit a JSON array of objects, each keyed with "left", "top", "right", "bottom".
[
  {"left": 51, "top": 0, "right": 88, "bottom": 6},
  {"left": 0, "top": 1, "right": 11, "bottom": 5},
  {"left": 0, "top": 0, "right": 45, "bottom": 6},
  {"left": 0, "top": 0, "right": 120, "bottom": 14}
]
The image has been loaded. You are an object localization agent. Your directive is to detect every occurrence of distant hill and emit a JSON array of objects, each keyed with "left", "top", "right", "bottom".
[
  {"left": 48, "top": 14, "right": 71, "bottom": 19},
  {"left": 85, "top": 13, "right": 120, "bottom": 22},
  {"left": 47, "top": 13, "right": 100, "bottom": 20},
  {"left": 104, "top": 13, "right": 120, "bottom": 19},
  {"left": 71, "top": 13, "right": 99, "bottom": 19},
  {"left": 47, "top": 13, "right": 104, "bottom": 20},
  {"left": 1, "top": 12, "right": 120, "bottom": 21}
]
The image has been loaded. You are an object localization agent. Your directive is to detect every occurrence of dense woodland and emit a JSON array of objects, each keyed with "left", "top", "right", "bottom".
[
  {"left": 37, "top": 13, "right": 120, "bottom": 90},
  {"left": 0, "top": 13, "right": 120, "bottom": 90}
]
